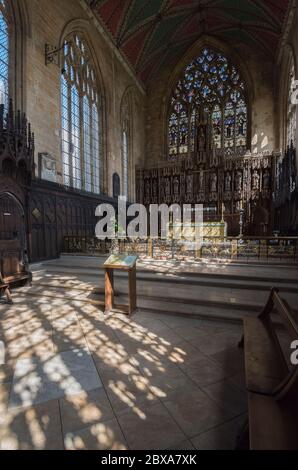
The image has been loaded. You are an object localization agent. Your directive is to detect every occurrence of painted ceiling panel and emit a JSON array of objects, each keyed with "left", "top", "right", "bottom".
[
  {"left": 168, "top": 0, "right": 197, "bottom": 9},
  {"left": 122, "top": 23, "right": 154, "bottom": 66},
  {"left": 125, "top": 0, "right": 164, "bottom": 30},
  {"left": 145, "top": 14, "right": 186, "bottom": 54},
  {"left": 89, "top": 0, "right": 290, "bottom": 84},
  {"left": 97, "top": 0, "right": 129, "bottom": 37}
]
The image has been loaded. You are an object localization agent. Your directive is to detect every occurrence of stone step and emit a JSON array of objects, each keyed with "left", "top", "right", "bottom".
[
  {"left": 17, "top": 288, "right": 247, "bottom": 324},
  {"left": 32, "top": 255, "right": 298, "bottom": 286},
  {"left": 29, "top": 270, "right": 271, "bottom": 306},
  {"left": 31, "top": 264, "right": 298, "bottom": 294},
  {"left": 26, "top": 255, "right": 298, "bottom": 325},
  {"left": 58, "top": 252, "right": 298, "bottom": 269},
  {"left": 30, "top": 264, "right": 298, "bottom": 309},
  {"left": 16, "top": 280, "right": 261, "bottom": 325}
]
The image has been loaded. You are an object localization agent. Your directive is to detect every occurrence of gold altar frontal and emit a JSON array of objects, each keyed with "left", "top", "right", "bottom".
[{"left": 170, "top": 221, "right": 227, "bottom": 240}]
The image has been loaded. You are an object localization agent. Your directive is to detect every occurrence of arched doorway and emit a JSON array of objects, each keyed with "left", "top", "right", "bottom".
[{"left": 0, "top": 192, "right": 26, "bottom": 246}]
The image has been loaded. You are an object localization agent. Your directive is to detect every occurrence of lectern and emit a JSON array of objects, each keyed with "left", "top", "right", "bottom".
[{"left": 103, "top": 254, "right": 137, "bottom": 316}]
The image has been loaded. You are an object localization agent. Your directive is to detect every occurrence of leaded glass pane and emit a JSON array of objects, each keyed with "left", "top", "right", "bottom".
[
  {"left": 122, "top": 130, "right": 128, "bottom": 198},
  {"left": 61, "top": 33, "right": 101, "bottom": 193},
  {"left": 0, "top": 1, "right": 9, "bottom": 110},
  {"left": 212, "top": 105, "right": 222, "bottom": 149},
  {"left": 120, "top": 91, "right": 132, "bottom": 199},
  {"left": 168, "top": 47, "right": 248, "bottom": 159}
]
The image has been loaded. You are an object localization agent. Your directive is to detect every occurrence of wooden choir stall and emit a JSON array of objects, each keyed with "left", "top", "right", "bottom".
[{"left": 0, "top": 100, "right": 33, "bottom": 302}]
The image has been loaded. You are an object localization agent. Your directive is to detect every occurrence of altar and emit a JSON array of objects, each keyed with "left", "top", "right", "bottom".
[
  {"left": 136, "top": 109, "right": 276, "bottom": 236},
  {"left": 170, "top": 220, "right": 227, "bottom": 240}
]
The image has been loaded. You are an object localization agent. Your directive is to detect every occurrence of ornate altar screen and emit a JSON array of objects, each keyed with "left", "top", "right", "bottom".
[{"left": 136, "top": 48, "right": 276, "bottom": 236}]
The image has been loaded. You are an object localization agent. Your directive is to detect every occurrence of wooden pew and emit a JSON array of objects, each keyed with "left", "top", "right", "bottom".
[
  {"left": 0, "top": 239, "right": 31, "bottom": 302},
  {"left": 0, "top": 278, "right": 12, "bottom": 303},
  {"left": 241, "top": 288, "right": 298, "bottom": 450}
]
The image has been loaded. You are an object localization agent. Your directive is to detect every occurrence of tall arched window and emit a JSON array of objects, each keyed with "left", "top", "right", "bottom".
[
  {"left": 168, "top": 47, "right": 248, "bottom": 159},
  {"left": 122, "top": 130, "right": 128, "bottom": 197},
  {"left": 0, "top": 0, "right": 10, "bottom": 110},
  {"left": 61, "top": 33, "right": 102, "bottom": 193},
  {"left": 287, "top": 55, "right": 296, "bottom": 147},
  {"left": 120, "top": 90, "right": 132, "bottom": 198}
]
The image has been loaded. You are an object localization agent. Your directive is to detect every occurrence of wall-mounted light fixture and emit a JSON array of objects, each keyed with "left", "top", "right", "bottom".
[
  {"left": 45, "top": 43, "right": 62, "bottom": 66},
  {"left": 45, "top": 42, "right": 70, "bottom": 67}
]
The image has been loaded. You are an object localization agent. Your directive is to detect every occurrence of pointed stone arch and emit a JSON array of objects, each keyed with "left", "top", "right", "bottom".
[
  {"left": 58, "top": 20, "right": 107, "bottom": 194},
  {"left": 59, "top": 18, "right": 107, "bottom": 193},
  {"left": 162, "top": 36, "right": 254, "bottom": 159}
]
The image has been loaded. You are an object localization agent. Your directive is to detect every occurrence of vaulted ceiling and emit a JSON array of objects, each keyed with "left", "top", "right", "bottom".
[{"left": 88, "top": 0, "right": 290, "bottom": 84}]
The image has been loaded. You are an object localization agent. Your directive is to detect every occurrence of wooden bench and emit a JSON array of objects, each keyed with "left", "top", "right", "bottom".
[
  {"left": 240, "top": 288, "right": 298, "bottom": 450},
  {"left": 1, "top": 253, "right": 31, "bottom": 284},
  {"left": 0, "top": 239, "right": 31, "bottom": 303},
  {"left": 0, "top": 278, "right": 12, "bottom": 303}
]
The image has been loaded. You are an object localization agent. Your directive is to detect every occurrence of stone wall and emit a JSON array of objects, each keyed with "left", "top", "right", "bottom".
[
  {"left": 12, "top": 0, "right": 296, "bottom": 193},
  {"left": 19, "top": 0, "right": 145, "bottom": 200},
  {"left": 276, "top": 1, "right": 298, "bottom": 173}
]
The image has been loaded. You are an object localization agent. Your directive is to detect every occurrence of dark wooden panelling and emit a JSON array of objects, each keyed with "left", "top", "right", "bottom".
[{"left": 29, "top": 179, "right": 118, "bottom": 262}]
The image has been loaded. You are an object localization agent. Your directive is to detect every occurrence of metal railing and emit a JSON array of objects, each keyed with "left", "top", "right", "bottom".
[{"left": 63, "top": 236, "right": 298, "bottom": 263}]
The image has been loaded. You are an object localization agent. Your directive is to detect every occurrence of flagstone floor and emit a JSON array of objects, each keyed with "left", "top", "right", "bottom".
[{"left": 0, "top": 293, "right": 247, "bottom": 450}]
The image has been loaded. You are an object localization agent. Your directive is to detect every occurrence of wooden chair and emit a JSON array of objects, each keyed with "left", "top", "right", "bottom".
[{"left": 240, "top": 288, "right": 298, "bottom": 449}]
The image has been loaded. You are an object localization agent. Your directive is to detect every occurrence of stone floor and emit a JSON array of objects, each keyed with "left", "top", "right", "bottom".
[
  {"left": 0, "top": 292, "right": 247, "bottom": 450},
  {"left": 29, "top": 256, "right": 298, "bottom": 324}
]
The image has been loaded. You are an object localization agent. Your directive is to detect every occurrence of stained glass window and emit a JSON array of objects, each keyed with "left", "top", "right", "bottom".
[
  {"left": 61, "top": 34, "right": 101, "bottom": 193},
  {"left": 168, "top": 47, "right": 248, "bottom": 159},
  {"left": 287, "top": 56, "right": 296, "bottom": 147},
  {"left": 122, "top": 130, "right": 128, "bottom": 198},
  {"left": 0, "top": 0, "right": 9, "bottom": 110},
  {"left": 120, "top": 90, "right": 132, "bottom": 198}
]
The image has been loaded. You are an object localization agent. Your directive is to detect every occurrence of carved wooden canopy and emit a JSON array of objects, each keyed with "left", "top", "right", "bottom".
[{"left": 0, "top": 99, "right": 35, "bottom": 186}]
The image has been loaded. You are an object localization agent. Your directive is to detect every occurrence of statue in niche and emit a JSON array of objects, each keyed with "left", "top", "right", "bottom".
[
  {"left": 173, "top": 176, "right": 179, "bottom": 196},
  {"left": 152, "top": 179, "right": 158, "bottom": 198},
  {"left": 210, "top": 172, "right": 217, "bottom": 193},
  {"left": 198, "top": 171, "right": 204, "bottom": 191},
  {"left": 252, "top": 171, "right": 260, "bottom": 190},
  {"left": 225, "top": 172, "right": 231, "bottom": 192},
  {"left": 145, "top": 179, "right": 150, "bottom": 198},
  {"left": 263, "top": 169, "right": 270, "bottom": 189},
  {"left": 165, "top": 177, "right": 171, "bottom": 196},
  {"left": 197, "top": 126, "right": 206, "bottom": 152},
  {"left": 235, "top": 171, "right": 242, "bottom": 191},
  {"left": 235, "top": 200, "right": 242, "bottom": 212},
  {"left": 186, "top": 174, "right": 193, "bottom": 194}
]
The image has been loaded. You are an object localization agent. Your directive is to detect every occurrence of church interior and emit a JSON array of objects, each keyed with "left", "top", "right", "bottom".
[{"left": 0, "top": 0, "right": 298, "bottom": 452}]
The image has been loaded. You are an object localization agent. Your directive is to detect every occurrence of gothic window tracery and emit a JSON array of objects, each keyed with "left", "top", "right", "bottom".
[
  {"left": 168, "top": 47, "right": 248, "bottom": 159},
  {"left": 61, "top": 33, "right": 102, "bottom": 193}
]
